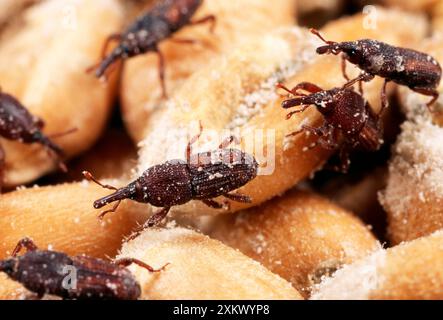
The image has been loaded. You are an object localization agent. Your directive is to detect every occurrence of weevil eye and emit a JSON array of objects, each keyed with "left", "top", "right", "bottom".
[{"left": 343, "top": 47, "right": 362, "bottom": 64}]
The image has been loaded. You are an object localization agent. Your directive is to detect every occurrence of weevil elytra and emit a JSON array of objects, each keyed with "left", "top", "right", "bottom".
[
  {"left": 87, "top": 0, "right": 215, "bottom": 97},
  {"left": 0, "top": 238, "right": 168, "bottom": 300},
  {"left": 278, "top": 78, "right": 383, "bottom": 172},
  {"left": 84, "top": 124, "right": 258, "bottom": 239},
  {"left": 311, "top": 28, "right": 442, "bottom": 111}
]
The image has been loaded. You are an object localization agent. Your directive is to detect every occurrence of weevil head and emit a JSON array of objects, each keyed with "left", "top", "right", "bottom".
[
  {"left": 94, "top": 48, "right": 124, "bottom": 79},
  {"left": 0, "top": 259, "right": 16, "bottom": 276},
  {"left": 32, "top": 131, "right": 64, "bottom": 157},
  {"left": 310, "top": 28, "right": 342, "bottom": 56},
  {"left": 335, "top": 41, "right": 366, "bottom": 65},
  {"left": 317, "top": 41, "right": 364, "bottom": 64},
  {"left": 311, "top": 27, "right": 366, "bottom": 64}
]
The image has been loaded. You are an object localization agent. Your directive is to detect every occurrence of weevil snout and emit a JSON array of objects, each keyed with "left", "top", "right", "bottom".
[
  {"left": 316, "top": 45, "right": 340, "bottom": 55},
  {"left": 93, "top": 184, "right": 139, "bottom": 209},
  {"left": 33, "top": 131, "right": 64, "bottom": 156},
  {"left": 310, "top": 28, "right": 340, "bottom": 55},
  {"left": 93, "top": 199, "right": 107, "bottom": 209},
  {"left": 282, "top": 96, "right": 317, "bottom": 110}
]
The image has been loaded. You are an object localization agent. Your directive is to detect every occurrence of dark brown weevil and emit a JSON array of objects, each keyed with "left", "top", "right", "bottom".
[
  {"left": 310, "top": 28, "right": 442, "bottom": 111},
  {"left": 87, "top": 0, "right": 215, "bottom": 97},
  {"left": 83, "top": 124, "right": 258, "bottom": 238},
  {"left": 0, "top": 91, "right": 71, "bottom": 187},
  {"left": 0, "top": 238, "right": 167, "bottom": 300},
  {"left": 278, "top": 78, "right": 383, "bottom": 172}
]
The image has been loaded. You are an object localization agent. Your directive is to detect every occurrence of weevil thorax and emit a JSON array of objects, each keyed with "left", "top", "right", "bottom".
[
  {"left": 326, "top": 88, "right": 369, "bottom": 137},
  {"left": 308, "top": 89, "right": 339, "bottom": 116},
  {"left": 0, "top": 92, "right": 41, "bottom": 141},
  {"left": 162, "top": 0, "right": 203, "bottom": 30},
  {"left": 70, "top": 255, "right": 141, "bottom": 300},
  {"left": 11, "top": 250, "right": 74, "bottom": 296},
  {"left": 135, "top": 160, "right": 193, "bottom": 207}
]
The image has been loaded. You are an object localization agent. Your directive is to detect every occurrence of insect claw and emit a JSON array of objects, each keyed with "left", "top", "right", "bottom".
[
  {"left": 160, "top": 262, "right": 171, "bottom": 271},
  {"left": 276, "top": 83, "right": 294, "bottom": 96}
]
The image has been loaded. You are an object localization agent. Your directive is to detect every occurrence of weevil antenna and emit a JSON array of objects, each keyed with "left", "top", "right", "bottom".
[
  {"left": 82, "top": 171, "right": 118, "bottom": 191},
  {"left": 310, "top": 28, "right": 336, "bottom": 45}
]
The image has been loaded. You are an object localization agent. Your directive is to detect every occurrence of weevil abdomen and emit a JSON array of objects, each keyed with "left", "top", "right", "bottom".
[
  {"left": 70, "top": 256, "right": 140, "bottom": 300},
  {"left": 394, "top": 47, "right": 442, "bottom": 88},
  {"left": 189, "top": 149, "right": 258, "bottom": 199},
  {"left": 121, "top": 0, "right": 203, "bottom": 55},
  {"left": 359, "top": 41, "right": 442, "bottom": 88}
]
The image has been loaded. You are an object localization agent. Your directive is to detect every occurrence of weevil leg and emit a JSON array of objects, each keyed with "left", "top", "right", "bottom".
[
  {"left": 358, "top": 81, "right": 365, "bottom": 95},
  {"left": 82, "top": 171, "right": 118, "bottom": 190},
  {"left": 127, "top": 207, "right": 171, "bottom": 241},
  {"left": 292, "top": 82, "right": 324, "bottom": 94},
  {"left": 224, "top": 192, "right": 252, "bottom": 203},
  {"left": 286, "top": 123, "right": 326, "bottom": 138},
  {"left": 410, "top": 87, "right": 440, "bottom": 112},
  {"left": 380, "top": 79, "right": 390, "bottom": 116},
  {"left": 98, "top": 200, "right": 122, "bottom": 220},
  {"left": 186, "top": 120, "right": 203, "bottom": 162},
  {"left": 114, "top": 258, "right": 169, "bottom": 273},
  {"left": 276, "top": 82, "right": 323, "bottom": 97},
  {"left": 202, "top": 199, "right": 224, "bottom": 209},
  {"left": 326, "top": 125, "right": 340, "bottom": 148},
  {"left": 311, "top": 126, "right": 337, "bottom": 151},
  {"left": 170, "top": 38, "right": 200, "bottom": 46},
  {"left": 147, "top": 207, "right": 171, "bottom": 227},
  {"left": 286, "top": 105, "right": 311, "bottom": 120},
  {"left": 24, "top": 293, "right": 44, "bottom": 300},
  {"left": 337, "top": 146, "right": 351, "bottom": 173},
  {"left": 276, "top": 83, "right": 298, "bottom": 96},
  {"left": 190, "top": 15, "right": 216, "bottom": 33},
  {"left": 343, "top": 73, "right": 374, "bottom": 90},
  {"left": 12, "top": 238, "right": 38, "bottom": 257},
  {"left": 85, "top": 34, "right": 121, "bottom": 75},
  {"left": 154, "top": 46, "right": 167, "bottom": 99},
  {"left": 341, "top": 55, "right": 350, "bottom": 81}
]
